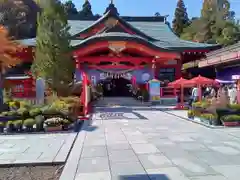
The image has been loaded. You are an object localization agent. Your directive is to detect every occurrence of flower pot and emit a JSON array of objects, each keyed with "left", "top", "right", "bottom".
[
  {"left": 45, "top": 125, "right": 62, "bottom": 132},
  {"left": 25, "top": 126, "right": 34, "bottom": 132},
  {"left": 0, "top": 126, "right": 4, "bottom": 133},
  {"left": 7, "top": 124, "right": 14, "bottom": 133},
  {"left": 200, "top": 118, "right": 210, "bottom": 125},
  {"left": 222, "top": 121, "right": 240, "bottom": 127}
]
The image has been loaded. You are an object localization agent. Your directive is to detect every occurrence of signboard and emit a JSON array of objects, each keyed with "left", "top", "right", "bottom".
[
  {"left": 232, "top": 75, "right": 240, "bottom": 80},
  {"left": 36, "top": 78, "right": 45, "bottom": 104},
  {"left": 149, "top": 79, "right": 161, "bottom": 101}
]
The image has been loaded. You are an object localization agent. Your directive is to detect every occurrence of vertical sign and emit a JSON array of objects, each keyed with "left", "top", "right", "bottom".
[
  {"left": 149, "top": 79, "right": 161, "bottom": 101},
  {"left": 36, "top": 78, "right": 45, "bottom": 104}
]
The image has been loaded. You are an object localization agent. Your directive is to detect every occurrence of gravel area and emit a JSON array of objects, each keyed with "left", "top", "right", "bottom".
[{"left": 0, "top": 165, "right": 63, "bottom": 180}]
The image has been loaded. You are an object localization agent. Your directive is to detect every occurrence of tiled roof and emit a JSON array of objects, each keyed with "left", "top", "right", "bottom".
[{"left": 17, "top": 12, "right": 220, "bottom": 51}]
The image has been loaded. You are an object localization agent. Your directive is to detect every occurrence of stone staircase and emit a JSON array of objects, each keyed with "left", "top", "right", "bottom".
[{"left": 94, "top": 97, "right": 151, "bottom": 107}]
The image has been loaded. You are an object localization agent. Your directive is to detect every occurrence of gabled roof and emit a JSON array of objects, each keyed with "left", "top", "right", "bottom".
[
  {"left": 70, "top": 11, "right": 157, "bottom": 41},
  {"left": 68, "top": 12, "right": 220, "bottom": 51},
  {"left": 18, "top": 10, "right": 220, "bottom": 51}
]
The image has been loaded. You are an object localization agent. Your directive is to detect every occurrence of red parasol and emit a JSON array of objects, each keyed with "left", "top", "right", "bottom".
[
  {"left": 168, "top": 78, "right": 192, "bottom": 108},
  {"left": 188, "top": 75, "right": 214, "bottom": 85},
  {"left": 188, "top": 75, "right": 216, "bottom": 101}
]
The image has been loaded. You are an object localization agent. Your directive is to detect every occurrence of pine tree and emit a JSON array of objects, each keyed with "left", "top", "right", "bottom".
[
  {"left": 172, "top": 0, "right": 189, "bottom": 36},
  {"left": 32, "top": 0, "right": 74, "bottom": 91},
  {"left": 79, "top": 0, "right": 93, "bottom": 17},
  {"left": 63, "top": 0, "right": 78, "bottom": 15}
]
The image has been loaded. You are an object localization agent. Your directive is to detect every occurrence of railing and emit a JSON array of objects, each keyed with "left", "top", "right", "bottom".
[{"left": 160, "top": 87, "right": 179, "bottom": 97}]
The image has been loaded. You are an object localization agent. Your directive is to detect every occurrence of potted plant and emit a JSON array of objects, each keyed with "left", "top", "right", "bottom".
[
  {"left": 6, "top": 121, "right": 14, "bottom": 132},
  {"left": 200, "top": 114, "right": 210, "bottom": 124},
  {"left": 44, "top": 117, "right": 63, "bottom": 132},
  {"left": 23, "top": 118, "right": 35, "bottom": 132},
  {"left": 62, "top": 119, "right": 71, "bottom": 130},
  {"left": 35, "top": 115, "right": 45, "bottom": 132},
  {"left": 221, "top": 115, "right": 240, "bottom": 127},
  {"left": 29, "top": 108, "right": 42, "bottom": 118},
  {"left": 141, "top": 89, "right": 149, "bottom": 102},
  {"left": 17, "top": 108, "right": 29, "bottom": 120},
  {"left": 0, "top": 122, "right": 5, "bottom": 133},
  {"left": 13, "top": 120, "right": 23, "bottom": 132},
  {"left": 187, "top": 110, "right": 194, "bottom": 119}
]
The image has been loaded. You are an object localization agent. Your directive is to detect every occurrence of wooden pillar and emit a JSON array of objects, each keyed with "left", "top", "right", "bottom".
[
  {"left": 175, "top": 58, "right": 182, "bottom": 79},
  {"left": 152, "top": 58, "right": 156, "bottom": 79}
]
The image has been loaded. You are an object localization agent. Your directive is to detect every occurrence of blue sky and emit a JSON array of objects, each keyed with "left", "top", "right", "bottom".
[{"left": 61, "top": 0, "right": 240, "bottom": 22}]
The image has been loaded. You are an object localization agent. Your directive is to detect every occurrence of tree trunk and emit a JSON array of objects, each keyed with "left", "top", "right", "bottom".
[{"left": 0, "top": 70, "right": 3, "bottom": 105}]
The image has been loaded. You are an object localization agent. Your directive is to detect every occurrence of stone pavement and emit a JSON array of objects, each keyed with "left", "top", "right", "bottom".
[
  {"left": 0, "top": 133, "right": 77, "bottom": 165},
  {"left": 61, "top": 106, "right": 240, "bottom": 180}
]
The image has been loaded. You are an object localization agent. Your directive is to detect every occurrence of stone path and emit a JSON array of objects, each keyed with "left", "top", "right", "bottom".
[
  {"left": 0, "top": 133, "right": 77, "bottom": 165},
  {"left": 61, "top": 106, "right": 240, "bottom": 180}
]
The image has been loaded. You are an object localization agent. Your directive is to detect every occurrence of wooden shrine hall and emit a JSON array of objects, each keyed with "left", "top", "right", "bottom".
[{"left": 7, "top": 1, "right": 220, "bottom": 98}]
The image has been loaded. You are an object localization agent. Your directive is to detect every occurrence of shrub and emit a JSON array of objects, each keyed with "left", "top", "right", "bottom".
[
  {"left": 19, "top": 101, "right": 31, "bottom": 109},
  {"left": 187, "top": 110, "right": 194, "bottom": 117},
  {"left": 1, "top": 112, "right": 8, "bottom": 116},
  {"left": 7, "top": 121, "right": 13, "bottom": 126},
  {"left": 7, "top": 111, "right": 18, "bottom": 116},
  {"left": 13, "top": 120, "right": 23, "bottom": 127},
  {"left": 200, "top": 113, "right": 216, "bottom": 120},
  {"left": 229, "top": 104, "right": 240, "bottom": 110},
  {"left": 221, "top": 115, "right": 240, "bottom": 122},
  {"left": 29, "top": 108, "right": 42, "bottom": 117},
  {"left": 17, "top": 108, "right": 29, "bottom": 119},
  {"left": 0, "top": 122, "right": 5, "bottom": 127},
  {"left": 23, "top": 118, "right": 35, "bottom": 127}
]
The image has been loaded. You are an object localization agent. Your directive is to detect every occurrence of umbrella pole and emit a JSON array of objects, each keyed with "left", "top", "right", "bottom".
[
  {"left": 198, "top": 84, "right": 202, "bottom": 101},
  {"left": 181, "top": 85, "right": 184, "bottom": 106}
]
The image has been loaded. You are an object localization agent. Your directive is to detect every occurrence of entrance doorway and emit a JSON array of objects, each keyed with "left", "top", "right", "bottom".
[{"left": 101, "top": 78, "right": 132, "bottom": 97}]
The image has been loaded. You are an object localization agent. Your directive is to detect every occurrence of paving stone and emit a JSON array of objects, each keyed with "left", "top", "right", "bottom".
[
  {"left": 211, "top": 165, "right": 240, "bottom": 179},
  {"left": 107, "top": 143, "right": 131, "bottom": 152},
  {"left": 77, "top": 157, "right": 110, "bottom": 173},
  {"left": 138, "top": 153, "right": 173, "bottom": 169},
  {"left": 192, "top": 151, "right": 236, "bottom": 166},
  {"left": 75, "top": 171, "right": 111, "bottom": 180},
  {"left": 171, "top": 158, "right": 218, "bottom": 177},
  {"left": 81, "top": 146, "right": 108, "bottom": 158},
  {"left": 84, "top": 139, "right": 106, "bottom": 146},
  {"left": 13, "top": 152, "right": 43, "bottom": 164},
  {"left": 146, "top": 167, "right": 190, "bottom": 180},
  {"left": 189, "top": 175, "right": 228, "bottom": 180},
  {"left": 111, "top": 161, "right": 146, "bottom": 179},
  {"left": 131, "top": 144, "right": 160, "bottom": 154},
  {"left": 176, "top": 142, "right": 210, "bottom": 151},
  {"left": 109, "top": 149, "right": 139, "bottom": 164},
  {"left": 208, "top": 146, "right": 240, "bottom": 155}
]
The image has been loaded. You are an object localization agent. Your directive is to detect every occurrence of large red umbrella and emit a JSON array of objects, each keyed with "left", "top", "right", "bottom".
[
  {"left": 188, "top": 75, "right": 215, "bottom": 101},
  {"left": 168, "top": 78, "right": 192, "bottom": 106},
  {"left": 188, "top": 75, "right": 214, "bottom": 85}
]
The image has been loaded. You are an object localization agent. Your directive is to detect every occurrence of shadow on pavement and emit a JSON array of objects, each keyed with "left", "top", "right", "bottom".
[{"left": 119, "top": 174, "right": 170, "bottom": 180}]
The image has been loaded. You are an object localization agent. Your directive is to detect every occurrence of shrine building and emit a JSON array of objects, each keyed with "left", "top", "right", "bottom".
[{"left": 7, "top": 1, "right": 220, "bottom": 98}]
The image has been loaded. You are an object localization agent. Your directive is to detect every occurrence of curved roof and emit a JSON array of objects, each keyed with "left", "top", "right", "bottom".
[{"left": 71, "top": 32, "right": 176, "bottom": 52}]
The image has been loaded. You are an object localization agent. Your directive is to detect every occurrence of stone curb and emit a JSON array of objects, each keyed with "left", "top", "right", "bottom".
[{"left": 59, "top": 120, "right": 89, "bottom": 180}]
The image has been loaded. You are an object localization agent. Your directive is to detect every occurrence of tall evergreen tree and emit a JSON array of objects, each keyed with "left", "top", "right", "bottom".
[
  {"left": 32, "top": 0, "right": 74, "bottom": 91},
  {"left": 172, "top": 0, "right": 189, "bottom": 36},
  {"left": 79, "top": 0, "right": 93, "bottom": 17},
  {"left": 63, "top": 0, "right": 78, "bottom": 15}
]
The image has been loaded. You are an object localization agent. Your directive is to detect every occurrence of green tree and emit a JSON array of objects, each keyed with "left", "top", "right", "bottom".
[
  {"left": 0, "top": 0, "right": 39, "bottom": 38},
  {"left": 181, "top": 0, "right": 240, "bottom": 46},
  {"left": 63, "top": 0, "right": 78, "bottom": 15},
  {"left": 172, "top": 0, "right": 189, "bottom": 36},
  {"left": 32, "top": 0, "right": 74, "bottom": 91},
  {"left": 79, "top": 0, "right": 93, "bottom": 17}
]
